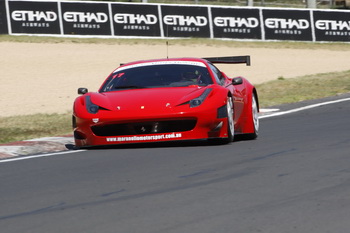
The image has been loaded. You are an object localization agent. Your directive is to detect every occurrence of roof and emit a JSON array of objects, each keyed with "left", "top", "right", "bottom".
[{"left": 115, "top": 57, "right": 208, "bottom": 73}]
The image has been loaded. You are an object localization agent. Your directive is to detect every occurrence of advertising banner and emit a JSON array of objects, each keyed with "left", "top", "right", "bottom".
[
  {"left": 111, "top": 3, "right": 161, "bottom": 37},
  {"left": 160, "top": 5, "right": 210, "bottom": 38},
  {"left": 8, "top": 0, "right": 60, "bottom": 34},
  {"left": 0, "top": 0, "right": 8, "bottom": 34},
  {"left": 262, "top": 9, "right": 313, "bottom": 41},
  {"left": 211, "top": 7, "right": 261, "bottom": 40},
  {"left": 4, "top": 0, "right": 350, "bottom": 43},
  {"left": 313, "top": 10, "right": 350, "bottom": 42},
  {"left": 61, "top": 2, "right": 111, "bottom": 36}
]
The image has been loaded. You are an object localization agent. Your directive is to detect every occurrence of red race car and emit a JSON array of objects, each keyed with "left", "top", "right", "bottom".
[{"left": 72, "top": 56, "right": 259, "bottom": 148}]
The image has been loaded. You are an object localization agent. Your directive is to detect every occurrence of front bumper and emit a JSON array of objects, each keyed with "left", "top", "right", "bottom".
[{"left": 73, "top": 105, "right": 229, "bottom": 147}]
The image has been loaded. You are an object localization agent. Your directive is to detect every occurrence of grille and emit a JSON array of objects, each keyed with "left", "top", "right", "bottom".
[{"left": 91, "top": 119, "right": 197, "bottom": 137}]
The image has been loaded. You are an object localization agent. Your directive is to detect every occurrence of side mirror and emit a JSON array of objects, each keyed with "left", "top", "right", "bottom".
[
  {"left": 78, "top": 88, "right": 88, "bottom": 95},
  {"left": 232, "top": 77, "right": 243, "bottom": 85}
]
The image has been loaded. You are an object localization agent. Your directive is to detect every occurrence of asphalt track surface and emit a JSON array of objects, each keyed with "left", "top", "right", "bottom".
[{"left": 1, "top": 95, "right": 350, "bottom": 233}]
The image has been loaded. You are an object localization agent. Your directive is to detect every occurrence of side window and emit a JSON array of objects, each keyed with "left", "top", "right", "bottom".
[{"left": 208, "top": 63, "right": 225, "bottom": 86}]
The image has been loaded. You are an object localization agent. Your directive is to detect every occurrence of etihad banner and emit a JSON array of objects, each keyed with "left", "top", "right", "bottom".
[
  {"left": 313, "top": 10, "right": 350, "bottom": 42},
  {"left": 61, "top": 2, "right": 111, "bottom": 36},
  {"left": 160, "top": 5, "right": 210, "bottom": 38},
  {"left": 211, "top": 7, "right": 261, "bottom": 40},
  {"left": 3, "top": 0, "right": 350, "bottom": 42},
  {"left": 112, "top": 3, "right": 161, "bottom": 37},
  {"left": 262, "top": 9, "right": 313, "bottom": 41},
  {"left": 8, "top": 0, "right": 60, "bottom": 34}
]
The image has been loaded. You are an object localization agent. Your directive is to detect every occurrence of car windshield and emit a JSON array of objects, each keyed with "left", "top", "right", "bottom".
[{"left": 100, "top": 63, "right": 213, "bottom": 92}]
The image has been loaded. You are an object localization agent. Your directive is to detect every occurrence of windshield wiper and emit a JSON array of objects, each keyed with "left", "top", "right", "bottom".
[{"left": 114, "top": 85, "right": 146, "bottom": 89}]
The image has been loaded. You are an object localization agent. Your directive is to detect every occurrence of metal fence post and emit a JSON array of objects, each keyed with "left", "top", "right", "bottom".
[{"left": 306, "top": 0, "right": 317, "bottom": 8}]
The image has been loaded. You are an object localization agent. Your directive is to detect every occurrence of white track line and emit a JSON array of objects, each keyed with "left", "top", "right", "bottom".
[
  {"left": 0, "top": 150, "right": 84, "bottom": 163},
  {"left": 259, "top": 97, "right": 350, "bottom": 119},
  {"left": 259, "top": 108, "right": 280, "bottom": 113}
]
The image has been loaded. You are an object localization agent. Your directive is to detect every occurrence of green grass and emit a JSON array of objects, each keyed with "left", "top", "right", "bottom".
[
  {"left": 255, "top": 70, "right": 350, "bottom": 107},
  {"left": 1, "top": 36, "right": 350, "bottom": 143},
  {"left": 0, "top": 113, "right": 72, "bottom": 144}
]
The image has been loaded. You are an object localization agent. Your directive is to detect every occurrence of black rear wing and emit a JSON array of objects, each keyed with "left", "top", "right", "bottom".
[{"left": 203, "top": 56, "right": 250, "bottom": 66}]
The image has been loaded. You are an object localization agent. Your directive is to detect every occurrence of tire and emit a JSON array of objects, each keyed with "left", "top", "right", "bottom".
[
  {"left": 225, "top": 96, "right": 235, "bottom": 143},
  {"left": 208, "top": 96, "right": 234, "bottom": 145},
  {"left": 243, "top": 93, "right": 259, "bottom": 140}
]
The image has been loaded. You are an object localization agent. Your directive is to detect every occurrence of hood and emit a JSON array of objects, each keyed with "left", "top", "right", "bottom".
[{"left": 89, "top": 86, "right": 210, "bottom": 113}]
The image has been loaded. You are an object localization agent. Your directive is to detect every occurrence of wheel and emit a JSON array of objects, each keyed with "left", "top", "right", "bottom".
[
  {"left": 252, "top": 93, "right": 259, "bottom": 137},
  {"left": 208, "top": 96, "right": 234, "bottom": 145},
  {"left": 244, "top": 93, "right": 259, "bottom": 140},
  {"left": 225, "top": 96, "right": 235, "bottom": 143}
]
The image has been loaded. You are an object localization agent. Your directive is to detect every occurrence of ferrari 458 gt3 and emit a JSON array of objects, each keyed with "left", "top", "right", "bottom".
[{"left": 72, "top": 56, "right": 259, "bottom": 147}]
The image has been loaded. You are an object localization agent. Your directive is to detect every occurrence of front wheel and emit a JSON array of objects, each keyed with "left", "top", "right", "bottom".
[
  {"left": 208, "top": 96, "right": 234, "bottom": 145},
  {"left": 223, "top": 96, "right": 235, "bottom": 143},
  {"left": 243, "top": 93, "right": 259, "bottom": 140}
]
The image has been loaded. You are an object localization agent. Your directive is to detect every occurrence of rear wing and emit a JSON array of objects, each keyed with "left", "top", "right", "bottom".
[{"left": 203, "top": 56, "right": 250, "bottom": 66}]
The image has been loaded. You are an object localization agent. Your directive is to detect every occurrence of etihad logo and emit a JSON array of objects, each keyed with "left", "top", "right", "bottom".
[
  {"left": 265, "top": 18, "right": 309, "bottom": 29},
  {"left": 214, "top": 17, "right": 259, "bottom": 28},
  {"left": 163, "top": 15, "right": 208, "bottom": 27},
  {"left": 11, "top": 10, "right": 57, "bottom": 21},
  {"left": 114, "top": 14, "right": 157, "bottom": 24},
  {"left": 64, "top": 12, "right": 108, "bottom": 23},
  {"left": 315, "top": 20, "right": 350, "bottom": 30}
]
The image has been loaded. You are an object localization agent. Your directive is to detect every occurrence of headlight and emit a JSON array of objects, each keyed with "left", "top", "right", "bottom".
[
  {"left": 190, "top": 88, "right": 212, "bottom": 108},
  {"left": 86, "top": 96, "right": 99, "bottom": 114}
]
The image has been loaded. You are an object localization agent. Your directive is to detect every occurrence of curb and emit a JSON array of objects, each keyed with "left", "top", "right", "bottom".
[{"left": 0, "top": 135, "right": 74, "bottom": 159}]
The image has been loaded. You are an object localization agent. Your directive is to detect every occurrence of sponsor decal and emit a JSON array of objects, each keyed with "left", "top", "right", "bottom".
[
  {"left": 211, "top": 7, "right": 261, "bottom": 39},
  {"left": 265, "top": 18, "right": 309, "bottom": 36},
  {"left": 262, "top": 9, "right": 312, "bottom": 41},
  {"left": 161, "top": 5, "right": 210, "bottom": 38},
  {"left": 12, "top": 10, "right": 57, "bottom": 22},
  {"left": 112, "top": 4, "right": 161, "bottom": 37},
  {"left": 315, "top": 20, "right": 350, "bottom": 31},
  {"left": 113, "top": 14, "right": 157, "bottom": 31},
  {"left": 163, "top": 15, "right": 207, "bottom": 33},
  {"left": 92, "top": 118, "right": 99, "bottom": 123},
  {"left": 163, "top": 15, "right": 207, "bottom": 27},
  {"left": 313, "top": 11, "right": 350, "bottom": 42},
  {"left": 61, "top": 2, "right": 111, "bottom": 35},
  {"left": 11, "top": 11, "right": 55, "bottom": 28},
  {"left": 265, "top": 18, "right": 309, "bottom": 29},
  {"left": 63, "top": 12, "right": 108, "bottom": 23},
  {"left": 9, "top": 1, "right": 60, "bottom": 34},
  {"left": 114, "top": 13, "right": 157, "bottom": 25},
  {"left": 63, "top": 11, "right": 108, "bottom": 29},
  {"left": 214, "top": 17, "right": 259, "bottom": 35},
  {"left": 214, "top": 17, "right": 259, "bottom": 28},
  {"left": 106, "top": 133, "right": 182, "bottom": 142}
]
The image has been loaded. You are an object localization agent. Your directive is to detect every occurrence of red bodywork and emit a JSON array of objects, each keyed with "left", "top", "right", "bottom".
[{"left": 73, "top": 57, "right": 258, "bottom": 147}]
